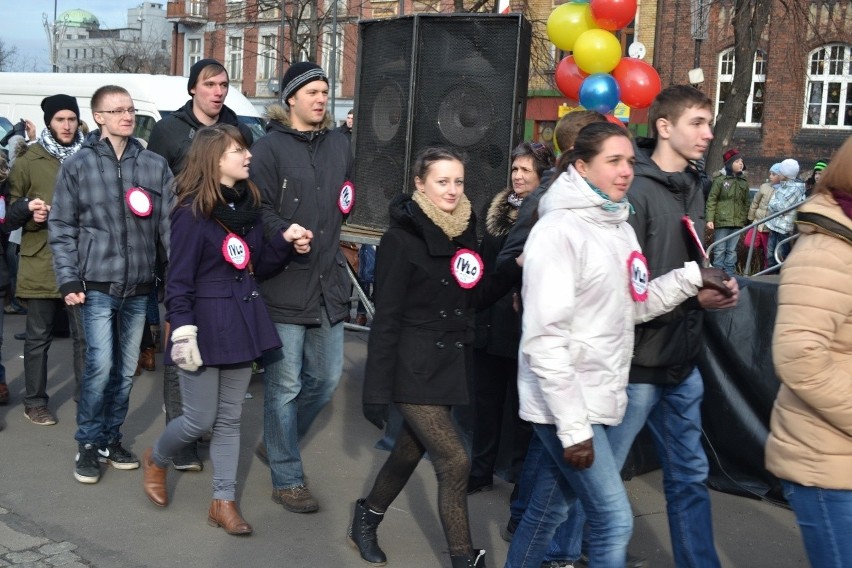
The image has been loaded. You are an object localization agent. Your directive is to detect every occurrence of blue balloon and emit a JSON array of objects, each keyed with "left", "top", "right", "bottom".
[{"left": 578, "top": 73, "right": 621, "bottom": 114}]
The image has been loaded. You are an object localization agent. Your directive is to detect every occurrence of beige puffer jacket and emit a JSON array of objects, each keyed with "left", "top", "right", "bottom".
[{"left": 765, "top": 192, "right": 852, "bottom": 490}]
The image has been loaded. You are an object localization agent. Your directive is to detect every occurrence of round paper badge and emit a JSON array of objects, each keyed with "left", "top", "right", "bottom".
[
  {"left": 627, "top": 251, "right": 650, "bottom": 302},
  {"left": 222, "top": 233, "right": 251, "bottom": 270},
  {"left": 125, "top": 187, "right": 152, "bottom": 217},
  {"left": 338, "top": 180, "right": 355, "bottom": 215},
  {"left": 451, "top": 249, "right": 484, "bottom": 289},
  {"left": 0, "top": 195, "right": 6, "bottom": 223}
]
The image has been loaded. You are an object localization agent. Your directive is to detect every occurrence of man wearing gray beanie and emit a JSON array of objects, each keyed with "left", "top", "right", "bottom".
[
  {"left": 5, "top": 93, "right": 87, "bottom": 426},
  {"left": 147, "top": 58, "right": 256, "bottom": 472},
  {"left": 250, "top": 61, "right": 353, "bottom": 514}
]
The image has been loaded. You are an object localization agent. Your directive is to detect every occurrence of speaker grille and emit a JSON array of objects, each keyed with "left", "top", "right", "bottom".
[{"left": 350, "top": 14, "right": 531, "bottom": 236}]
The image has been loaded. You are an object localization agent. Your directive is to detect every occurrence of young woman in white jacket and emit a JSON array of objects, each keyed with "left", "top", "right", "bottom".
[{"left": 505, "top": 122, "right": 732, "bottom": 568}]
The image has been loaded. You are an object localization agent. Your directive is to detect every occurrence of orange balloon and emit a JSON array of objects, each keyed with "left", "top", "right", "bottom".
[{"left": 547, "top": 3, "right": 598, "bottom": 52}]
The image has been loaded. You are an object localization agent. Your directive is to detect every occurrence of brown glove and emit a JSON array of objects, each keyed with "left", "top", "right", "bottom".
[{"left": 699, "top": 267, "right": 733, "bottom": 297}]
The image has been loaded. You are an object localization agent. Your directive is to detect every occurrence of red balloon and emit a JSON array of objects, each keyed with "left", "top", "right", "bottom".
[
  {"left": 555, "top": 55, "right": 588, "bottom": 101},
  {"left": 611, "top": 57, "right": 662, "bottom": 109},
  {"left": 590, "top": 0, "right": 637, "bottom": 31},
  {"left": 605, "top": 113, "right": 627, "bottom": 128}
]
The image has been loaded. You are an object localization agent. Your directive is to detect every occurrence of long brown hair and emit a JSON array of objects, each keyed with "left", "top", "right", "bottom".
[{"left": 173, "top": 124, "right": 260, "bottom": 217}]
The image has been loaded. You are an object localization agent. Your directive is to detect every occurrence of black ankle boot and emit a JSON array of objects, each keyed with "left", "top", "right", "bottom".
[
  {"left": 347, "top": 499, "right": 387, "bottom": 565},
  {"left": 450, "top": 549, "right": 486, "bottom": 568}
]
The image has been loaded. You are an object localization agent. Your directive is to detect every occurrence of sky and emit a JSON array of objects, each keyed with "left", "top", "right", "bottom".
[{"left": 1, "top": 0, "right": 144, "bottom": 71}]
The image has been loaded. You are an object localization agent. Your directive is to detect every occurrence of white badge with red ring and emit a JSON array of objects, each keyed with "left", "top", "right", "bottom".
[
  {"left": 628, "top": 251, "right": 650, "bottom": 302},
  {"left": 125, "top": 187, "right": 152, "bottom": 217},
  {"left": 451, "top": 248, "right": 484, "bottom": 289},
  {"left": 222, "top": 233, "right": 250, "bottom": 270},
  {"left": 0, "top": 195, "right": 5, "bottom": 223},
  {"left": 338, "top": 180, "right": 355, "bottom": 214}
]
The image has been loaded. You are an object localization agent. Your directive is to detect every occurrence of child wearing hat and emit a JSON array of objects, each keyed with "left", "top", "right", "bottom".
[
  {"left": 706, "top": 148, "right": 750, "bottom": 275},
  {"left": 805, "top": 158, "right": 829, "bottom": 197},
  {"left": 746, "top": 163, "right": 783, "bottom": 270},
  {"left": 765, "top": 158, "right": 806, "bottom": 268}
]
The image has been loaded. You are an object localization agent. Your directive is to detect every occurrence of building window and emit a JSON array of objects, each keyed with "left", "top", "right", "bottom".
[
  {"left": 804, "top": 44, "right": 852, "bottom": 128},
  {"left": 322, "top": 28, "right": 343, "bottom": 95},
  {"left": 258, "top": 2, "right": 281, "bottom": 19},
  {"left": 715, "top": 48, "right": 766, "bottom": 126},
  {"left": 187, "top": 37, "right": 202, "bottom": 68},
  {"left": 258, "top": 33, "right": 277, "bottom": 80},
  {"left": 227, "top": 36, "right": 244, "bottom": 81}
]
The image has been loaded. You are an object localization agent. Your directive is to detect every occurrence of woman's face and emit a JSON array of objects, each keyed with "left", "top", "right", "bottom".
[
  {"left": 415, "top": 158, "right": 465, "bottom": 213},
  {"left": 511, "top": 155, "right": 540, "bottom": 198},
  {"left": 219, "top": 141, "right": 252, "bottom": 187},
  {"left": 575, "top": 135, "right": 635, "bottom": 202}
]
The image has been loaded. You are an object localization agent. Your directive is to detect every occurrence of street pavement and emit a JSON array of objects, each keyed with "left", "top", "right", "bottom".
[{"left": 0, "top": 315, "right": 809, "bottom": 567}]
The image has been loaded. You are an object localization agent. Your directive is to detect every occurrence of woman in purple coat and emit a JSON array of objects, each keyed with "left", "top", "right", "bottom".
[{"left": 141, "top": 124, "right": 312, "bottom": 535}]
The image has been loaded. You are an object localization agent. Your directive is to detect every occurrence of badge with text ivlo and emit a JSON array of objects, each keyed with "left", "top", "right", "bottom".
[
  {"left": 125, "top": 187, "right": 152, "bottom": 217},
  {"left": 222, "top": 233, "right": 250, "bottom": 270},
  {"left": 338, "top": 180, "right": 355, "bottom": 215},
  {"left": 451, "top": 248, "right": 484, "bottom": 289},
  {"left": 628, "top": 251, "right": 650, "bottom": 302}
]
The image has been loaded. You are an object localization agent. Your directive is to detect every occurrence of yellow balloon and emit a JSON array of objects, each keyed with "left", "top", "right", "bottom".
[
  {"left": 547, "top": 3, "right": 598, "bottom": 52},
  {"left": 573, "top": 29, "right": 622, "bottom": 74}
]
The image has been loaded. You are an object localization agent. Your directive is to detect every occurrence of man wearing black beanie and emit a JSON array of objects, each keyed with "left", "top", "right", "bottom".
[
  {"left": 6, "top": 93, "right": 87, "bottom": 427},
  {"left": 147, "top": 59, "right": 255, "bottom": 472}
]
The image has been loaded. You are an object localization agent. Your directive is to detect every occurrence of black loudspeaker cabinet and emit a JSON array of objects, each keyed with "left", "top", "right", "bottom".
[{"left": 350, "top": 13, "right": 532, "bottom": 236}]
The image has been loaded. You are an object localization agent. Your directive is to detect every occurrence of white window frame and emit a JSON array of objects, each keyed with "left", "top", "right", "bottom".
[
  {"left": 257, "top": 31, "right": 278, "bottom": 81},
  {"left": 186, "top": 37, "right": 202, "bottom": 70},
  {"left": 803, "top": 43, "right": 852, "bottom": 129},
  {"left": 321, "top": 27, "right": 343, "bottom": 97},
  {"left": 227, "top": 35, "right": 244, "bottom": 81},
  {"left": 715, "top": 48, "right": 766, "bottom": 126}
]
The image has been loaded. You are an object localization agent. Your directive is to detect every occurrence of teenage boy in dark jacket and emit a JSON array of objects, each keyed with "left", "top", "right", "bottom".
[
  {"left": 147, "top": 59, "right": 253, "bottom": 472},
  {"left": 250, "top": 62, "right": 354, "bottom": 514}
]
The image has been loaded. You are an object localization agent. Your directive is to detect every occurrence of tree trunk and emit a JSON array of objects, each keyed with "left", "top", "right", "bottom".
[{"left": 706, "top": 0, "right": 772, "bottom": 173}]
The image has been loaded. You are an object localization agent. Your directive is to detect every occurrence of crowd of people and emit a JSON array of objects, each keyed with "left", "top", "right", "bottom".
[{"left": 0, "top": 60, "right": 848, "bottom": 568}]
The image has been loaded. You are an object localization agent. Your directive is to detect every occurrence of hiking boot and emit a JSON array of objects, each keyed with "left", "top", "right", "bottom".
[
  {"left": 347, "top": 498, "right": 386, "bottom": 565},
  {"left": 24, "top": 406, "right": 57, "bottom": 426},
  {"left": 139, "top": 347, "right": 156, "bottom": 372},
  {"left": 272, "top": 485, "right": 319, "bottom": 513},
  {"left": 75, "top": 443, "right": 101, "bottom": 483},
  {"left": 98, "top": 442, "right": 140, "bottom": 470}
]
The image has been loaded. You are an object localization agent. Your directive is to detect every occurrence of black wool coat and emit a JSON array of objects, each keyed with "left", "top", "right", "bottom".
[{"left": 363, "top": 195, "right": 517, "bottom": 406}]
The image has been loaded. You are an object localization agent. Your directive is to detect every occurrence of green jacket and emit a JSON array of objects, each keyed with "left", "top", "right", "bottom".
[
  {"left": 6, "top": 143, "right": 62, "bottom": 299},
  {"left": 706, "top": 172, "right": 749, "bottom": 228}
]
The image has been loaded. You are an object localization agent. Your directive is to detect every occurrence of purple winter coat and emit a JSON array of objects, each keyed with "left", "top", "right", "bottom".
[{"left": 165, "top": 201, "right": 293, "bottom": 367}]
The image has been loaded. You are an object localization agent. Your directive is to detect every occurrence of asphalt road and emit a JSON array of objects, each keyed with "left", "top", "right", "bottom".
[{"left": 0, "top": 316, "right": 808, "bottom": 567}]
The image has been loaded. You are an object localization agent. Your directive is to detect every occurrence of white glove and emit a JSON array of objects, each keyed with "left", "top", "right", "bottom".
[{"left": 170, "top": 325, "right": 203, "bottom": 372}]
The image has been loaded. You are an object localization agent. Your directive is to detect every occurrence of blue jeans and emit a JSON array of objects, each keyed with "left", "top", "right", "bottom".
[
  {"left": 781, "top": 480, "right": 852, "bottom": 568},
  {"left": 505, "top": 423, "right": 632, "bottom": 568},
  {"left": 711, "top": 227, "right": 739, "bottom": 275},
  {"left": 75, "top": 291, "right": 147, "bottom": 446},
  {"left": 263, "top": 306, "right": 344, "bottom": 489},
  {"left": 766, "top": 230, "right": 791, "bottom": 268}
]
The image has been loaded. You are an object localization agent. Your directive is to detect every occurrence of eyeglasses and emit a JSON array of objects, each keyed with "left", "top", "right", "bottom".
[
  {"left": 227, "top": 147, "right": 248, "bottom": 155},
  {"left": 96, "top": 108, "right": 137, "bottom": 115}
]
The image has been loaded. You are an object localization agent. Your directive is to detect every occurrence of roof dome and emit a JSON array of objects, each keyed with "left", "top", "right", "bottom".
[{"left": 57, "top": 8, "right": 100, "bottom": 28}]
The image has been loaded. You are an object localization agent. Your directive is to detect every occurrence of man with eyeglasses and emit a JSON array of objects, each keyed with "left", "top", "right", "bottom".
[
  {"left": 49, "top": 85, "right": 175, "bottom": 485},
  {"left": 147, "top": 58, "right": 255, "bottom": 472},
  {"left": 5, "top": 94, "right": 88, "bottom": 426}
]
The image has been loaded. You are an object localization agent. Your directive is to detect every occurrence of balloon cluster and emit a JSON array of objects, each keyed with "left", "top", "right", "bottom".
[{"left": 548, "top": 0, "right": 661, "bottom": 116}]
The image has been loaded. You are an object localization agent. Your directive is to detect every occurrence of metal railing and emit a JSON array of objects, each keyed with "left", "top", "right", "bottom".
[{"left": 704, "top": 196, "right": 811, "bottom": 276}]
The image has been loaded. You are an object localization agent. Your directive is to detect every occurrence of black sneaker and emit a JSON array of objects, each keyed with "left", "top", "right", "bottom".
[
  {"left": 97, "top": 442, "right": 140, "bottom": 470},
  {"left": 75, "top": 444, "right": 101, "bottom": 484}
]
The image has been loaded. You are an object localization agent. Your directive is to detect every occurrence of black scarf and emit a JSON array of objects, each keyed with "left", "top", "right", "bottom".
[{"left": 212, "top": 181, "right": 258, "bottom": 236}]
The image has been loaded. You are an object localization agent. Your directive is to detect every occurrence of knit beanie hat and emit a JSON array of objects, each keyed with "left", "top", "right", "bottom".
[
  {"left": 813, "top": 159, "right": 829, "bottom": 172},
  {"left": 281, "top": 62, "right": 328, "bottom": 107},
  {"left": 769, "top": 163, "right": 782, "bottom": 175},
  {"left": 187, "top": 58, "right": 224, "bottom": 95},
  {"left": 778, "top": 159, "right": 799, "bottom": 180},
  {"left": 722, "top": 148, "right": 742, "bottom": 170},
  {"left": 41, "top": 94, "right": 80, "bottom": 127}
]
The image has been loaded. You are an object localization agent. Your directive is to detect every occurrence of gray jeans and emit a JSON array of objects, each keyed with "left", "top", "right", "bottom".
[{"left": 153, "top": 363, "right": 252, "bottom": 500}]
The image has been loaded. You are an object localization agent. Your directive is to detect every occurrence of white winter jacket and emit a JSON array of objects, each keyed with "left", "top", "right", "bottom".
[{"left": 518, "top": 167, "right": 703, "bottom": 448}]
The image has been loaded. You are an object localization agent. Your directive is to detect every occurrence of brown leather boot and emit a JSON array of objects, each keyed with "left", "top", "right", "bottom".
[
  {"left": 139, "top": 347, "right": 156, "bottom": 372},
  {"left": 207, "top": 499, "right": 253, "bottom": 535},
  {"left": 142, "top": 447, "right": 168, "bottom": 507}
]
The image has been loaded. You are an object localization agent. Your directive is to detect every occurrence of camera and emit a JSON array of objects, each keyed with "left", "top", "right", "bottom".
[{"left": 1, "top": 119, "right": 27, "bottom": 147}]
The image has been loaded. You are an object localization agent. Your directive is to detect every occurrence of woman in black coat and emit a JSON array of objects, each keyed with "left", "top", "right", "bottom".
[{"left": 349, "top": 147, "right": 515, "bottom": 568}]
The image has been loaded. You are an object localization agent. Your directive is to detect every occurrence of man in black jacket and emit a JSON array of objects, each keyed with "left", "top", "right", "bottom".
[
  {"left": 147, "top": 59, "right": 254, "bottom": 472},
  {"left": 250, "top": 62, "right": 354, "bottom": 514}
]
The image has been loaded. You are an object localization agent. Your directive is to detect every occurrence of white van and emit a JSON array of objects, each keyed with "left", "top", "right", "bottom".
[{"left": 0, "top": 72, "right": 266, "bottom": 143}]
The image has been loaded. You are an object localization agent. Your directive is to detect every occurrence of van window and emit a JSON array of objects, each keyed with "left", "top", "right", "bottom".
[
  {"left": 134, "top": 116, "right": 157, "bottom": 143},
  {"left": 239, "top": 116, "right": 266, "bottom": 141}
]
